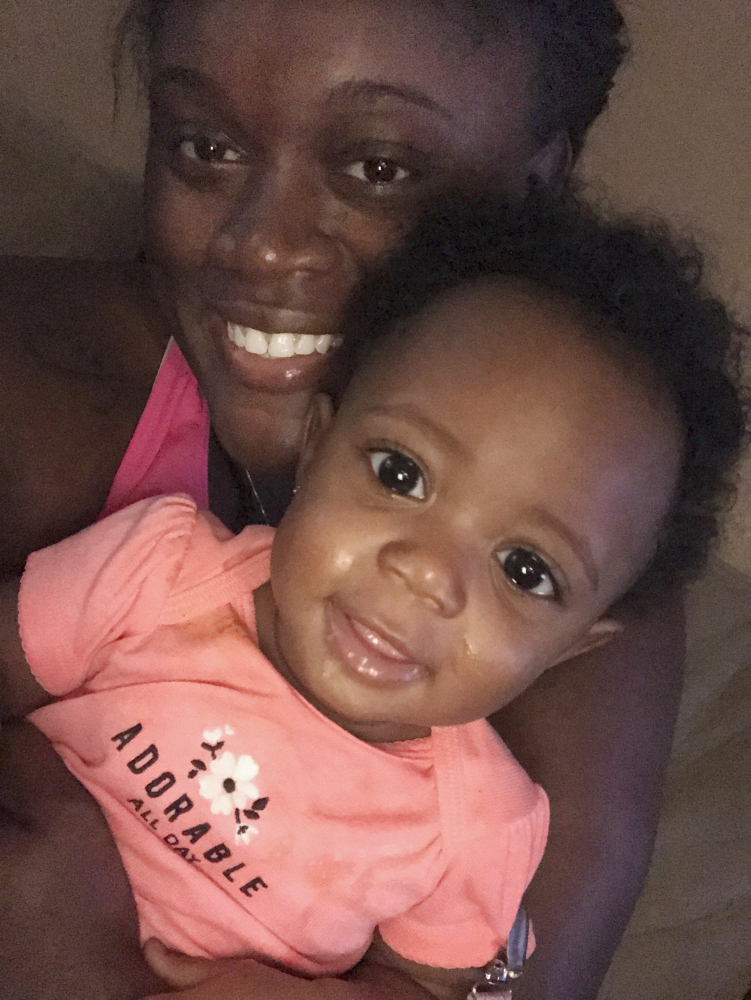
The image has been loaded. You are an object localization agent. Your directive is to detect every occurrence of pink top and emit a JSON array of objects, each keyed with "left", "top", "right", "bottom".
[
  {"left": 100, "top": 340, "right": 210, "bottom": 517},
  {"left": 23, "top": 496, "right": 548, "bottom": 973}
]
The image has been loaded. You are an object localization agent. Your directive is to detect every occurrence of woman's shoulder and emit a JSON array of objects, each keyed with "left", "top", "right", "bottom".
[
  {"left": 0, "top": 256, "right": 169, "bottom": 381},
  {"left": 0, "top": 256, "right": 171, "bottom": 574}
]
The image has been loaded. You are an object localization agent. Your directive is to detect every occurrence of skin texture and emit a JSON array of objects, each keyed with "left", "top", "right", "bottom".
[{"left": 0, "top": 0, "right": 685, "bottom": 998}]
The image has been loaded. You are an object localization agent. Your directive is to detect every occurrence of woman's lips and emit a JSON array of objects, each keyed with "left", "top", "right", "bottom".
[
  {"left": 325, "top": 602, "right": 427, "bottom": 687},
  {"left": 213, "top": 314, "right": 338, "bottom": 394}
]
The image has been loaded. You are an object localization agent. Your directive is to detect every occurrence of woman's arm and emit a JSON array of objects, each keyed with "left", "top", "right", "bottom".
[
  {"left": 0, "top": 720, "right": 165, "bottom": 1000},
  {"left": 0, "top": 258, "right": 171, "bottom": 999},
  {"left": 492, "top": 589, "right": 685, "bottom": 1000},
  {"left": 0, "top": 578, "right": 52, "bottom": 720},
  {"left": 0, "top": 257, "right": 166, "bottom": 573}
]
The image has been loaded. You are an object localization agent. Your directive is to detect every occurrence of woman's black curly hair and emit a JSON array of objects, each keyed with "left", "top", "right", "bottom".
[
  {"left": 115, "top": 0, "right": 627, "bottom": 160},
  {"left": 335, "top": 193, "right": 749, "bottom": 604}
]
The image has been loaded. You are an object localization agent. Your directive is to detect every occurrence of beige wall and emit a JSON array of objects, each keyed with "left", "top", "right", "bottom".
[
  {"left": 2, "top": 0, "right": 750, "bottom": 566},
  {"left": 578, "top": 0, "right": 751, "bottom": 571}
]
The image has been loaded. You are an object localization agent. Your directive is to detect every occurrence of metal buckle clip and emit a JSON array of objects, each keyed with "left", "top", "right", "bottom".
[{"left": 467, "top": 905, "right": 528, "bottom": 1000}]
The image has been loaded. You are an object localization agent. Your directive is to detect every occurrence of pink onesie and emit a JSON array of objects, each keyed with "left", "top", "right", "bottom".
[{"left": 23, "top": 496, "right": 548, "bottom": 974}]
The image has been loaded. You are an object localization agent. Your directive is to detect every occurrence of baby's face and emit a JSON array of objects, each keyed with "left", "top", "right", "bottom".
[{"left": 256, "top": 282, "right": 682, "bottom": 742}]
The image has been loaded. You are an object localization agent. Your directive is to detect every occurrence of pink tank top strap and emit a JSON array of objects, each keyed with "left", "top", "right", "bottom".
[{"left": 99, "top": 339, "right": 210, "bottom": 518}]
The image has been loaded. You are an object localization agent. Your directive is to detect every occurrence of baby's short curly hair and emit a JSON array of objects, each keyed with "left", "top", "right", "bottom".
[{"left": 337, "top": 194, "right": 749, "bottom": 604}]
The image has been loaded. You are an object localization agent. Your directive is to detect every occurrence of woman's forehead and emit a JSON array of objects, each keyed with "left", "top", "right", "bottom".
[{"left": 154, "top": 0, "right": 536, "bottom": 149}]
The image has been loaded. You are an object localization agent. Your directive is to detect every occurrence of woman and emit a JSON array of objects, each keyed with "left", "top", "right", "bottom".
[{"left": 0, "top": 1, "right": 684, "bottom": 998}]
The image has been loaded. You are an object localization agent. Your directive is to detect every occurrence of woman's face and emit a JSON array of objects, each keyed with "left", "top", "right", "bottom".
[{"left": 144, "top": 0, "right": 542, "bottom": 472}]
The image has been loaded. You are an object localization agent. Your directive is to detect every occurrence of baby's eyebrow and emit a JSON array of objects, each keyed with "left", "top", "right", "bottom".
[
  {"left": 325, "top": 79, "right": 454, "bottom": 121},
  {"left": 365, "top": 404, "right": 469, "bottom": 460},
  {"left": 525, "top": 506, "right": 600, "bottom": 592}
]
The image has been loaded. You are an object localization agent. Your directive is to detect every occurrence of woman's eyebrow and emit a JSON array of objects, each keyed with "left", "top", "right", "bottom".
[
  {"left": 326, "top": 80, "right": 454, "bottom": 121},
  {"left": 151, "top": 66, "right": 225, "bottom": 103},
  {"left": 150, "top": 67, "right": 248, "bottom": 132}
]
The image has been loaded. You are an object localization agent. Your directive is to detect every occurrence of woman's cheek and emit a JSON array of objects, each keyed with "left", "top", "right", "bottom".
[{"left": 145, "top": 168, "right": 215, "bottom": 270}]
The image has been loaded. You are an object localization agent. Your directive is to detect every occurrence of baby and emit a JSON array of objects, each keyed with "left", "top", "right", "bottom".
[{"left": 0, "top": 195, "right": 746, "bottom": 999}]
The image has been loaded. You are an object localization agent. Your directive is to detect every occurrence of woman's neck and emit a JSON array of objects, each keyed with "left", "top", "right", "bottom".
[{"left": 208, "top": 430, "right": 296, "bottom": 530}]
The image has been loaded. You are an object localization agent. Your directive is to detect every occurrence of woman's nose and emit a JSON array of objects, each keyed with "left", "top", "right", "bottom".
[
  {"left": 378, "top": 539, "right": 467, "bottom": 618},
  {"left": 213, "top": 164, "right": 338, "bottom": 276}
]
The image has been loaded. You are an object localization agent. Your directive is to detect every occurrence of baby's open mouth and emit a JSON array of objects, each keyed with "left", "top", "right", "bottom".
[
  {"left": 325, "top": 603, "right": 427, "bottom": 687},
  {"left": 226, "top": 322, "right": 342, "bottom": 358}
]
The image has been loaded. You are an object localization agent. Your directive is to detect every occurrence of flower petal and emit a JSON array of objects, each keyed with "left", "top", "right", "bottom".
[
  {"left": 210, "top": 751, "right": 236, "bottom": 779},
  {"left": 234, "top": 755, "right": 259, "bottom": 783},
  {"left": 198, "top": 775, "right": 223, "bottom": 800},
  {"left": 203, "top": 728, "right": 223, "bottom": 744},
  {"left": 230, "top": 788, "right": 250, "bottom": 810},
  {"left": 210, "top": 793, "right": 233, "bottom": 815},
  {"left": 237, "top": 782, "right": 259, "bottom": 803}
]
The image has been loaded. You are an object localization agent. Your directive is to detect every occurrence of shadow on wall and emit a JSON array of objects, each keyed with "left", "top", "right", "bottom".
[{"left": 0, "top": 98, "right": 142, "bottom": 260}]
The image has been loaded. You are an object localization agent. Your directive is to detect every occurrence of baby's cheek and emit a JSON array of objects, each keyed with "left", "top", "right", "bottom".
[{"left": 478, "top": 621, "right": 550, "bottom": 707}]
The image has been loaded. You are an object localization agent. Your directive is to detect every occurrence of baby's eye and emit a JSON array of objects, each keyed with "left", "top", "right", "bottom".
[
  {"left": 369, "top": 450, "right": 426, "bottom": 499},
  {"left": 497, "top": 548, "right": 557, "bottom": 599},
  {"left": 343, "top": 158, "right": 410, "bottom": 185},
  {"left": 178, "top": 134, "right": 244, "bottom": 165}
]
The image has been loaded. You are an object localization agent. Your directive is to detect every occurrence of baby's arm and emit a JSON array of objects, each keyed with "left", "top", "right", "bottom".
[{"left": 0, "top": 577, "right": 50, "bottom": 720}]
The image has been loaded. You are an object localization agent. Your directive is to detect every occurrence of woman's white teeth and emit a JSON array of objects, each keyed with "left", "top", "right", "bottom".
[
  {"left": 268, "top": 333, "right": 296, "bottom": 358},
  {"left": 295, "top": 334, "right": 315, "bottom": 355},
  {"left": 245, "top": 328, "right": 268, "bottom": 355},
  {"left": 227, "top": 322, "right": 336, "bottom": 357}
]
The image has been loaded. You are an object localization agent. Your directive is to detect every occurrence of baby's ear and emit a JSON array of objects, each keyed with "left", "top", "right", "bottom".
[
  {"left": 525, "top": 131, "right": 574, "bottom": 194},
  {"left": 295, "top": 393, "right": 334, "bottom": 487},
  {"left": 552, "top": 617, "right": 623, "bottom": 667}
]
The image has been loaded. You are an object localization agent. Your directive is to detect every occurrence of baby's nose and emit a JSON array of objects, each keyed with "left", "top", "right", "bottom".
[{"left": 377, "top": 539, "right": 466, "bottom": 618}]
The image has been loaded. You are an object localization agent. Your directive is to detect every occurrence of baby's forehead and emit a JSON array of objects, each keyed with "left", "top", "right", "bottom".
[
  {"left": 337, "top": 279, "right": 677, "bottom": 466},
  {"left": 345, "top": 278, "right": 600, "bottom": 391}
]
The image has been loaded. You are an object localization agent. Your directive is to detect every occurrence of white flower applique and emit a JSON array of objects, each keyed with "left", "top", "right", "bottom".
[
  {"left": 199, "top": 751, "right": 260, "bottom": 816},
  {"left": 190, "top": 728, "right": 270, "bottom": 843}
]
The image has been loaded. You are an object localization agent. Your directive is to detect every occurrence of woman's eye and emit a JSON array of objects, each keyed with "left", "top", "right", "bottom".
[
  {"left": 369, "top": 450, "right": 426, "bottom": 499},
  {"left": 497, "top": 548, "right": 557, "bottom": 599},
  {"left": 343, "top": 158, "right": 409, "bottom": 185},
  {"left": 178, "top": 135, "right": 244, "bottom": 165}
]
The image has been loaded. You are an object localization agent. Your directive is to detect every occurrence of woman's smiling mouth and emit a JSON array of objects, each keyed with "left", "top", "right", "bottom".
[
  {"left": 325, "top": 602, "right": 427, "bottom": 687},
  {"left": 226, "top": 321, "right": 341, "bottom": 358},
  {"left": 210, "top": 311, "right": 340, "bottom": 393}
]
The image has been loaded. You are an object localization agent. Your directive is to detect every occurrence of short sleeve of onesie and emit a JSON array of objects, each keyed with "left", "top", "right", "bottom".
[
  {"left": 19, "top": 495, "right": 271, "bottom": 696},
  {"left": 378, "top": 723, "right": 549, "bottom": 969}
]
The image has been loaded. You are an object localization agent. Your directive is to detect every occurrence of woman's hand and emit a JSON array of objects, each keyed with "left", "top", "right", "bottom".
[
  {"left": 143, "top": 939, "right": 436, "bottom": 1000},
  {"left": 143, "top": 941, "right": 309, "bottom": 999}
]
